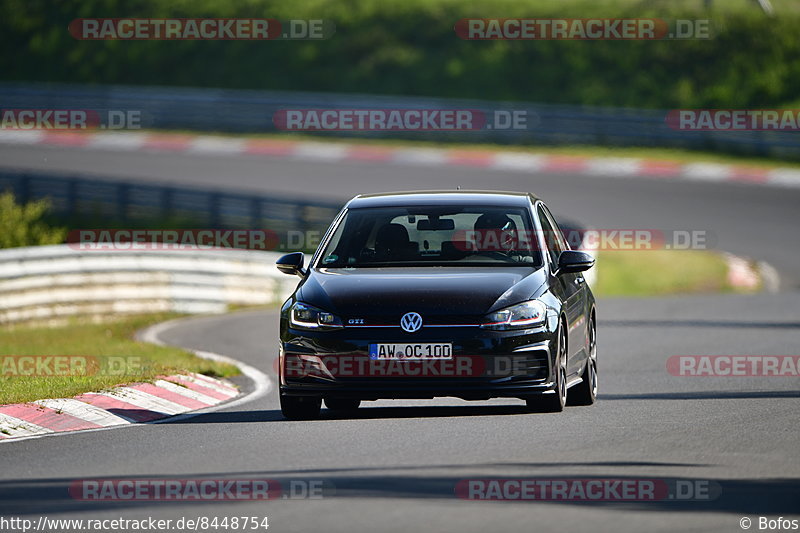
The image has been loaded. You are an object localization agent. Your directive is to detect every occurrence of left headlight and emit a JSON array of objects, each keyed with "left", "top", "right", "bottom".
[
  {"left": 290, "top": 302, "right": 344, "bottom": 330},
  {"left": 482, "top": 300, "right": 547, "bottom": 330}
]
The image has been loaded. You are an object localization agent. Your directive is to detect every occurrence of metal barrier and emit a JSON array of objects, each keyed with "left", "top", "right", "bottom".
[
  {"left": 0, "top": 171, "right": 342, "bottom": 236},
  {"left": 1, "top": 82, "right": 797, "bottom": 158},
  {"left": 0, "top": 245, "right": 298, "bottom": 324}
]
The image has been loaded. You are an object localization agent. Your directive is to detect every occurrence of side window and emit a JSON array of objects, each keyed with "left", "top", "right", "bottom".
[
  {"left": 537, "top": 206, "right": 561, "bottom": 268},
  {"left": 542, "top": 205, "right": 568, "bottom": 254},
  {"left": 537, "top": 206, "right": 567, "bottom": 269}
]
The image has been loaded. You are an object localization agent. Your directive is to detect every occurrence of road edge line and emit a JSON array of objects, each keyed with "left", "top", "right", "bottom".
[
  {"left": 0, "top": 315, "right": 272, "bottom": 443},
  {"left": 137, "top": 316, "right": 273, "bottom": 423}
]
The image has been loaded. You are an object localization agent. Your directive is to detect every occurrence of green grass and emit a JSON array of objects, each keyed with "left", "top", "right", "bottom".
[
  {"left": 593, "top": 249, "right": 747, "bottom": 297},
  {"left": 0, "top": 313, "right": 239, "bottom": 405}
]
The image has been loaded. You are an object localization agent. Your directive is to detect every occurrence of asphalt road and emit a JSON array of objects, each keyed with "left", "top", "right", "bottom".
[{"left": 0, "top": 143, "right": 798, "bottom": 532}]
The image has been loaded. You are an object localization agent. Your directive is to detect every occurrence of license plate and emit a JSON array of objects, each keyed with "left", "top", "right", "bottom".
[{"left": 369, "top": 343, "right": 453, "bottom": 360}]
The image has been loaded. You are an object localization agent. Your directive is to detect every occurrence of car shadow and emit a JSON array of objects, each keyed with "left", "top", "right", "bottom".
[
  {"left": 0, "top": 466, "right": 796, "bottom": 517},
  {"left": 163, "top": 403, "right": 536, "bottom": 424}
]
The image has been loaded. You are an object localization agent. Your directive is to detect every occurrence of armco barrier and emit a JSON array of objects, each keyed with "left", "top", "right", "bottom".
[
  {"left": 1, "top": 82, "right": 797, "bottom": 158},
  {"left": 0, "top": 171, "right": 342, "bottom": 236},
  {"left": 0, "top": 245, "right": 298, "bottom": 324}
]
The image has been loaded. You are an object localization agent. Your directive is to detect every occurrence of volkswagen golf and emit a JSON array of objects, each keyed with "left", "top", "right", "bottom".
[{"left": 275, "top": 191, "right": 597, "bottom": 419}]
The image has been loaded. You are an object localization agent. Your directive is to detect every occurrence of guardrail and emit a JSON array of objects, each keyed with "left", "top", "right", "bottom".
[
  {"left": 0, "top": 170, "right": 342, "bottom": 236},
  {"left": 1, "top": 82, "right": 797, "bottom": 158},
  {"left": 0, "top": 245, "right": 299, "bottom": 324}
]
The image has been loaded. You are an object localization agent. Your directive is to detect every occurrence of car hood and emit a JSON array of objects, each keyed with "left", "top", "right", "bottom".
[{"left": 297, "top": 266, "right": 547, "bottom": 321}]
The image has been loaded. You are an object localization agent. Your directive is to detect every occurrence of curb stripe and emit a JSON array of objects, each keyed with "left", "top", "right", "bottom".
[
  {"left": 188, "top": 372, "right": 239, "bottom": 395},
  {"left": 73, "top": 393, "right": 169, "bottom": 422},
  {"left": 0, "top": 130, "right": 45, "bottom": 144},
  {"left": 638, "top": 160, "right": 682, "bottom": 177},
  {"left": 293, "top": 142, "right": 348, "bottom": 161},
  {"left": 154, "top": 379, "right": 220, "bottom": 406},
  {"left": 447, "top": 150, "right": 496, "bottom": 167},
  {"left": 346, "top": 145, "right": 396, "bottom": 161},
  {"left": 34, "top": 398, "right": 133, "bottom": 427},
  {"left": 164, "top": 376, "right": 233, "bottom": 401},
  {"left": 490, "top": 153, "right": 545, "bottom": 171},
  {"left": 41, "top": 131, "right": 90, "bottom": 146},
  {"left": 127, "top": 382, "right": 209, "bottom": 410},
  {"left": 243, "top": 139, "right": 299, "bottom": 155},
  {"left": 541, "top": 155, "right": 589, "bottom": 172},
  {"left": 0, "top": 412, "right": 52, "bottom": 437},
  {"left": 3, "top": 130, "right": 798, "bottom": 188},
  {"left": 142, "top": 134, "right": 193, "bottom": 151},
  {"left": 99, "top": 387, "right": 191, "bottom": 414},
  {"left": 0, "top": 403, "right": 102, "bottom": 432},
  {"left": 88, "top": 132, "right": 147, "bottom": 150}
]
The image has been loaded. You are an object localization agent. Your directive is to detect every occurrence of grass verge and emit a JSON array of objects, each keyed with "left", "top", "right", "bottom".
[
  {"left": 0, "top": 313, "right": 239, "bottom": 405},
  {"left": 593, "top": 249, "right": 745, "bottom": 297}
]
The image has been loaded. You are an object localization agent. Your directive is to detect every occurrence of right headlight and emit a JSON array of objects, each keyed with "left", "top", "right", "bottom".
[
  {"left": 290, "top": 302, "right": 343, "bottom": 330},
  {"left": 482, "top": 300, "right": 547, "bottom": 330}
]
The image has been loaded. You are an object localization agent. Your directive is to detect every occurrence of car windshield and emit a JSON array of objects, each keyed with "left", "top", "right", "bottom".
[{"left": 317, "top": 205, "right": 543, "bottom": 268}]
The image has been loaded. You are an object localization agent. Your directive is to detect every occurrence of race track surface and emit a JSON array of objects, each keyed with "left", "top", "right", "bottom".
[{"left": 0, "top": 143, "right": 798, "bottom": 532}]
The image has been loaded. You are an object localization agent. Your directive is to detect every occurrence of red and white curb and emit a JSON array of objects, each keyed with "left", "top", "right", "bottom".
[
  {"left": 2, "top": 130, "right": 800, "bottom": 189},
  {"left": 725, "top": 253, "right": 780, "bottom": 293},
  {"left": 0, "top": 373, "right": 238, "bottom": 440},
  {"left": 0, "top": 317, "right": 272, "bottom": 443}
]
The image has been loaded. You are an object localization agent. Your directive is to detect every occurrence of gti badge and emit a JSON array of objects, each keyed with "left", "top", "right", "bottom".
[{"left": 400, "top": 312, "right": 423, "bottom": 333}]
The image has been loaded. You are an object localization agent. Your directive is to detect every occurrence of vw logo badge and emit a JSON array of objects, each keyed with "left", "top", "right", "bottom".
[{"left": 400, "top": 312, "right": 423, "bottom": 333}]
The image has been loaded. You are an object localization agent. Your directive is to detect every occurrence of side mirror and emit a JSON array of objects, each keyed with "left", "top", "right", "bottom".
[
  {"left": 276, "top": 252, "right": 306, "bottom": 277},
  {"left": 557, "top": 250, "right": 595, "bottom": 274}
]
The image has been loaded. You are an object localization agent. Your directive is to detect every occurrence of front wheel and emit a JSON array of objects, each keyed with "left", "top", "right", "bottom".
[
  {"left": 280, "top": 395, "right": 322, "bottom": 420},
  {"left": 527, "top": 323, "right": 567, "bottom": 413}
]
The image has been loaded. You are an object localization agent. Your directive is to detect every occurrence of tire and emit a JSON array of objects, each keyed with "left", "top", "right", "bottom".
[
  {"left": 568, "top": 315, "right": 597, "bottom": 406},
  {"left": 280, "top": 395, "right": 322, "bottom": 420},
  {"left": 324, "top": 398, "right": 361, "bottom": 412},
  {"left": 527, "top": 322, "right": 567, "bottom": 413}
]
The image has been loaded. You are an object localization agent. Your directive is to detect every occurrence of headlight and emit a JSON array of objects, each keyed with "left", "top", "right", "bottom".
[
  {"left": 290, "top": 302, "right": 343, "bottom": 330},
  {"left": 482, "top": 300, "right": 547, "bottom": 330}
]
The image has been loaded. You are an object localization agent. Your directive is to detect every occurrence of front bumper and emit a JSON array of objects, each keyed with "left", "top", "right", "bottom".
[{"left": 279, "top": 324, "right": 557, "bottom": 401}]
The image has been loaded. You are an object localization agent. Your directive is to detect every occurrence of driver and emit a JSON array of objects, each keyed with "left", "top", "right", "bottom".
[{"left": 472, "top": 213, "right": 518, "bottom": 254}]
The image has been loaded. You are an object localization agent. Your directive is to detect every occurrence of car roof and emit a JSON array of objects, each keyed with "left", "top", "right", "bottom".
[{"left": 346, "top": 190, "right": 539, "bottom": 209}]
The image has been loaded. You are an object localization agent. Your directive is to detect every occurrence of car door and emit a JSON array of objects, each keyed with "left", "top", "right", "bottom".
[{"left": 537, "top": 204, "right": 587, "bottom": 379}]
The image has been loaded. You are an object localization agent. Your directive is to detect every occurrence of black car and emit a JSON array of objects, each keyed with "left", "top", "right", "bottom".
[{"left": 275, "top": 191, "right": 597, "bottom": 419}]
